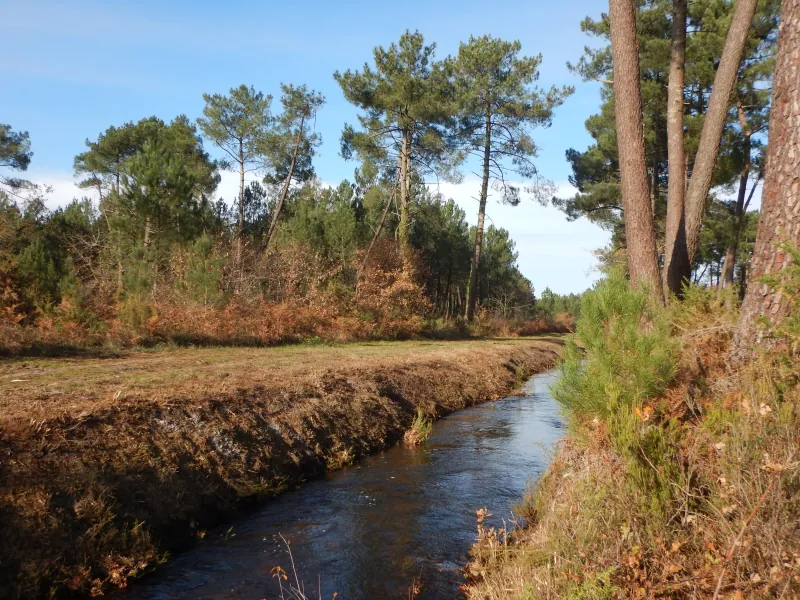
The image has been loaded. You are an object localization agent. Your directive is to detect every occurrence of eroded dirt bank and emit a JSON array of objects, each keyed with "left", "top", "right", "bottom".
[{"left": 0, "top": 338, "right": 561, "bottom": 599}]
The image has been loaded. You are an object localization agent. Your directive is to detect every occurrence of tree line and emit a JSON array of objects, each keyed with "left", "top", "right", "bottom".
[
  {"left": 600, "top": 0, "right": 798, "bottom": 358},
  {"left": 0, "top": 31, "right": 585, "bottom": 349},
  {"left": 5, "top": 0, "right": 788, "bottom": 350},
  {"left": 556, "top": 0, "right": 779, "bottom": 302}
]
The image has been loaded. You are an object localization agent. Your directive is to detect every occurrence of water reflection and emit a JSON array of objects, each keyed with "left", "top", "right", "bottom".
[{"left": 121, "top": 369, "right": 564, "bottom": 600}]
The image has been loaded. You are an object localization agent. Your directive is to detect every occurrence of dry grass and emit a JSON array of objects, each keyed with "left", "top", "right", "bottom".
[
  {"left": 0, "top": 337, "right": 560, "bottom": 424},
  {"left": 463, "top": 301, "right": 800, "bottom": 599},
  {"left": 0, "top": 336, "right": 562, "bottom": 599}
]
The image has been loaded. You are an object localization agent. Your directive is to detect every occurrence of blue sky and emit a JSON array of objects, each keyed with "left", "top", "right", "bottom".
[{"left": 1, "top": 0, "right": 613, "bottom": 295}]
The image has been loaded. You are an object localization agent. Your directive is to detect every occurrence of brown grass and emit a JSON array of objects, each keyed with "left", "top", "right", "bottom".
[
  {"left": 0, "top": 336, "right": 562, "bottom": 599},
  {"left": 463, "top": 307, "right": 800, "bottom": 599}
]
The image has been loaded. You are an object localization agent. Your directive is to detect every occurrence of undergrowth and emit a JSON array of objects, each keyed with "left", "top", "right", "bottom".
[{"left": 465, "top": 274, "right": 800, "bottom": 599}]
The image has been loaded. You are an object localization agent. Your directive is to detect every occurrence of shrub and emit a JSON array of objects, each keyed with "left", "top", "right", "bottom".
[
  {"left": 552, "top": 275, "right": 681, "bottom": 506},
  {"left": 552, "top": 275, "right": 678, "bottom": 420},
  {"left": 118, "top": 297, "right": 154, "bottom": 333},
  {"left": 179, "top": 235, "right": 226, "bottom": 306}
]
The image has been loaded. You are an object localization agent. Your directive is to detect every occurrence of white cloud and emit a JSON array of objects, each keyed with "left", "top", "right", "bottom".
[
  {"left": 31, "top": 169, "right": 255, "bottom": 211},
  {"left": 26, "top": 171, "right": 84, "bottom": 209}
]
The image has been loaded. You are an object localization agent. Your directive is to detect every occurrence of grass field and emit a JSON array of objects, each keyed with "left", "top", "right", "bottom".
[{"left": 0, "top": 336, "right": 563, "bottom": 424}]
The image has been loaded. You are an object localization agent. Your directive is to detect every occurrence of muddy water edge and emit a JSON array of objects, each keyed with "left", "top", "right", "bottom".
[{"left": 120, "top": 369, "right": 565, "bottom": 600}]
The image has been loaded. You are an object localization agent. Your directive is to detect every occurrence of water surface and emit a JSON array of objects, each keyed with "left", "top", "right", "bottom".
[{"left": 124, "top": 369, "right": 564, "bottom": 600}]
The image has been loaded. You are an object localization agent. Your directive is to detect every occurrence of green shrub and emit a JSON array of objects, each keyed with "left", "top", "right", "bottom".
[
  {"left": 404, "top": 409, "right": 433, "bottom": 445},
  {"left": 181, "top": 235, "right": 226, "bottom": 306},
  {"left": 118, "top": 297, "right": 153, "bottom": 332},
  {"left": 563, "top": 567, "right": 618, "bottom": 600},
  {"left": 552, "top": 275, "right": 678, "bottom": 420},
  {"left": 552, "top": 275, "right": 681, "bottom": 507}
]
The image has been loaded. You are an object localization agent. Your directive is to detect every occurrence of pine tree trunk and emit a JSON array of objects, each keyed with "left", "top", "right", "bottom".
[
  {"left": 357, "top": 173, "right": 399, "bottom": 282},
  {"left": 732, "top": 0, "right": 800, "bottom": 359},
  {"left": 465, "top": 106, "right": 492, "bottom": 322},
  {"left": 663, "top": 0, "right": 689, "bottom": 298},
  {"left": 144, "top": 216, "right": 151, "bottom": 247},
  {"left": 683, "top": 0, "right": 758, "bottom": 268},
  {"left": 397, "top": 130, "right": 413, "bottom": 272},
  {"left": 236, "top": 141, "right": 245, "bottom": 292},
  {"left": 264, "top": 114, "right": 306, "bottom": 253},
  {"left": 738, "top": 262, "right": 747, "bottom": 301},
  {"left": 650, "top": 132, "right": 659, "bottom": 216},
  {"left": 444, "top": 271, "right": 452, "bottom": 319},
  {"left": 608, "top": 0, "right": 663, "bottom": 301}
]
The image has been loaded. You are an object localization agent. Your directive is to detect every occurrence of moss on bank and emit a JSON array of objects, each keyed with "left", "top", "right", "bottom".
[{"left": 0, "top": 338, "right": 560, "bottom": 599}]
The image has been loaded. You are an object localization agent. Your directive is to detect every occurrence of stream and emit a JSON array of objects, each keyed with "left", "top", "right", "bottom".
[{"left": 123, "top": 368, "right": 564, "bottom": 600}]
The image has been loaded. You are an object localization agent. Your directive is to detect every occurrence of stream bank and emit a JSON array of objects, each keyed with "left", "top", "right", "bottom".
[
  {"left": 0, "top": 338, "right": 561, "bottom": 599},
  {"left": 120, "top": 368, "right": 565, "bottom": 600}
]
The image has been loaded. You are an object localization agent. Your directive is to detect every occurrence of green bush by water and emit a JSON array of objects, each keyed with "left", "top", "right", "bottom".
[
  {"left": 552, "top": 275, "right": 681, "bottom": 507},
  {"left": 552, "top": 275, "right": 678, "bottom": 420}
]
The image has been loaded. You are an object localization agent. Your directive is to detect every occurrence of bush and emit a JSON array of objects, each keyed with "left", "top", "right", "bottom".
[
  {"left": 552, "top": 275, "right": 678, "bottom": 420},
  {"left": 179, "top": 235, "right": 226, "bottom": 306},
  {"left": 552, "top": 275, "right": 681, "bottom": 506},
  {"left": 403, "top": 409, "right": 433, "bottom": 445}
]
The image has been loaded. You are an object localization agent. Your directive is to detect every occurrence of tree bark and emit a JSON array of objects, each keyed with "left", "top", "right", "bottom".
[
  {"left": 732, "top": 0, "right": 800, "bottom": 359},
  {"left": 663, "top": 0, "right": 689, "bottom": 298},
  {"left": 264, "top": 113, "right": 306, "bottom": 253},
  {"left": 650, "top": 130, "right": 659, "bottom": 216},
  {"left": 465, "top": 105, "right": 492, "bottom": 321},
  {"left": 683, "top": 0, "right": 759, "bottom": 269},
  {"left": 236, "top": 140, "right": 245, "bottom": 292},
  {"left": 608, "top": 0, "right": 663, "bottom": 301}
]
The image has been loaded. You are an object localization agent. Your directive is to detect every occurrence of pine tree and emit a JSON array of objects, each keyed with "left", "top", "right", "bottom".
[
  {"left": 732, "top": 0, "right": 800, "bottom": 358},
  {"left": 120, "top": 137, "right": 200, "bottom": 247},
  {"left": 608, "top": 0, "right": 663, "bottom": 299},
  {"left": 198, "top": 85, "right": 272, "bottom": 278},
  {"left": 262, "top": 84, "right": 324, "bottom": 251},
  {"left": 447, "top": 35, "right": 571, "bottom": 320},
  {"left": 335, "top": 30, "right": 456, "bottom": 271}
]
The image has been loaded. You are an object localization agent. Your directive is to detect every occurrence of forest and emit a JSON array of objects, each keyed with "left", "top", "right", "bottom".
[
  {"left": 0, "top": 33, "right": 587, "bottom": 353},
  {"left": 2, "top": 2, "right": 771, "bottom": 352}
]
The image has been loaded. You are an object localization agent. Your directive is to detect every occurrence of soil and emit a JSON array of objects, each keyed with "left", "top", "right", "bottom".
[{"left": 0, "top": 337, "right": 562, "bottom": 599}]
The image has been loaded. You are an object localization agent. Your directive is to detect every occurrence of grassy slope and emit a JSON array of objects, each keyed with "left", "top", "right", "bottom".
[
  {"left": 0, "top": 337, "right": 562, "bottom": 423},
  {"left": 464, "top": 295, "right": 800, "bottom": 599},
  {"left": 0, "top": 336, "right": 562, "bottom": 599}
]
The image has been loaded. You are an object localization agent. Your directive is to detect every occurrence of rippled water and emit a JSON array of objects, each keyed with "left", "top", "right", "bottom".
[{"left": 122, "top": 369, "right": 564, "bottom": 600}]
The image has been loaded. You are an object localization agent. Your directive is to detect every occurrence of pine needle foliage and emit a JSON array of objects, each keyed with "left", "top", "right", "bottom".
[
  {"left": 552, "top": 275, "right": 679, "bottom": 421},
  {"left": 553, "top": 275, "right": 682, "bottom": 511}
]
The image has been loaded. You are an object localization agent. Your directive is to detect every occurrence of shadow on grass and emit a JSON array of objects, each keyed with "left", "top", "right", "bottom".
[{"left": 0, "top": 343, "right": 128, "bottom": 360}]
